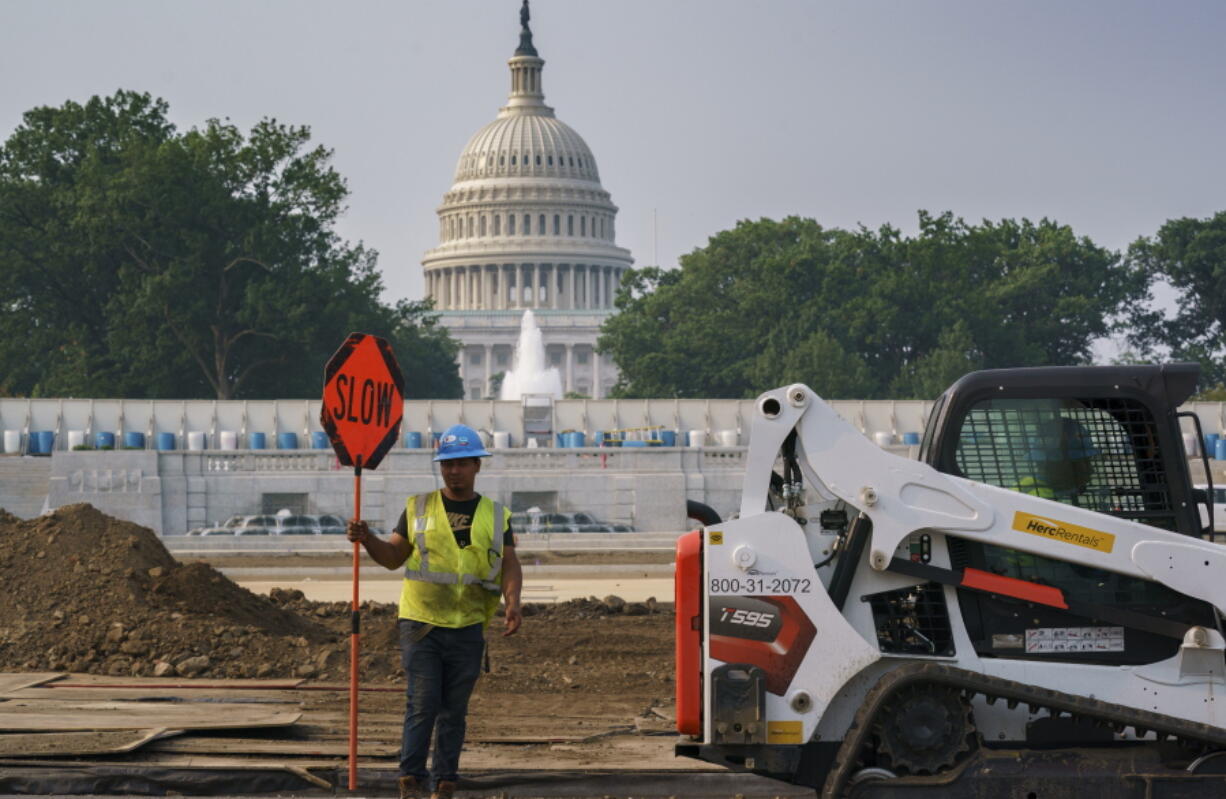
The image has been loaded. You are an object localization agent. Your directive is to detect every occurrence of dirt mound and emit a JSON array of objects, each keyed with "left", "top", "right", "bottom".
[
  {"left": 0, "top": 504, "right": 674, "bottom": 689},
  {"left": 0, "top": 504, "right": 343, "bottom": 680}
]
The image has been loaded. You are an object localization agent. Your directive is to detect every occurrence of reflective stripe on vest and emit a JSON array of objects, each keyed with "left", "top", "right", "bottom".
[{"left": 402, "top": 493, "right": 506, "bottom": 592}]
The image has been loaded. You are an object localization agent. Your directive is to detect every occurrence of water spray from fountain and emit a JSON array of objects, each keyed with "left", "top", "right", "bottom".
[{"left": 500, "top": 310, "right": 563, "bottom": 400}]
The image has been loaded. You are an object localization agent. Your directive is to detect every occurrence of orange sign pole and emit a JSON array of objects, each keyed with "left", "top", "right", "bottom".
[
  {"left": 321, "top": 332, "right": 404, "bottom": 792},
  {"left": 348, "top": 459, "right": 362, "bottom": 790}
]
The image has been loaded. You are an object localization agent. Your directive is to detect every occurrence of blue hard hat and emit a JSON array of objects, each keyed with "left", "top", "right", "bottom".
[
  {"left": 433, "top": 424, "right": 491, "bottom": 461},
  {"left": 1029, "top": 417, "right": 1100, "bottom": 462}
]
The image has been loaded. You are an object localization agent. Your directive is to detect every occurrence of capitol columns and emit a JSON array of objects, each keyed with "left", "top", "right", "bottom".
[
  {"left": 593, "top": 346, "right": 602, "bottom": 399},
  {"left": 484, "top": 343, "right": 493, "bottom": 397}
]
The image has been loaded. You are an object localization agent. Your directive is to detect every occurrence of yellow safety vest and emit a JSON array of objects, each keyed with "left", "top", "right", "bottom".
[
  {"left": 1016, "top": 476, "right": 1056, "bottom": 499},
  {"left": 398, "top": 491, "right": 510, "bottom": 628}
]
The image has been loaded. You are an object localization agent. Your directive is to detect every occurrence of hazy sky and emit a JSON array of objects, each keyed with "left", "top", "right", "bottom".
[{"left": 4, "top": 1, "right": 1224, "bottom": 336}]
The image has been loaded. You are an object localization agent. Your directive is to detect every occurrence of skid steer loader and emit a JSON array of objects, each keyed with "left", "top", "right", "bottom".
[{"left": 674, "top": 364, "right": 1226, "bottom": 797}]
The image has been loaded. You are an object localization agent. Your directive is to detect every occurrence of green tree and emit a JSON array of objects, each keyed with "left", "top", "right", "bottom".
[
  {"left": 1125, "top": 212, "right": 1226, "bottom": 391},
  {"left": 600, "top": 214, "right": 1139, "bottom": 399},
  {"left": 0, "top": 91, "right": 461, "bottom": 399}
]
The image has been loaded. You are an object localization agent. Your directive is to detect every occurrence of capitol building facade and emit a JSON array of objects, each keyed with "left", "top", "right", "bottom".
[{"left": 421, "top": 6, "right": 633, "bottom": 400}]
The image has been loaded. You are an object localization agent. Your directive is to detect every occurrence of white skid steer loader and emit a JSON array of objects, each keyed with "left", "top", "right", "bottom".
[{"left": 674, "top": 364, "right": 1226, "bottom": 797}]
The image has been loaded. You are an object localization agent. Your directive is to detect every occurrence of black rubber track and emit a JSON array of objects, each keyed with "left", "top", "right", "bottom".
[{"left": 822, "top": 661, "right": 1226, "bottom": 798}]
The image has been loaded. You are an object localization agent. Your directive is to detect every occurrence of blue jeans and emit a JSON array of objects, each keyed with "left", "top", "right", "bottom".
[{"left": 398, "top": 618, "right": 485, "bottom": 785}]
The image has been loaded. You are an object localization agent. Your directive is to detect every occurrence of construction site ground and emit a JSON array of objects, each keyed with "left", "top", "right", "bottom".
[{"left": 0, "top": 505, "right": 804, "bottom": 797}]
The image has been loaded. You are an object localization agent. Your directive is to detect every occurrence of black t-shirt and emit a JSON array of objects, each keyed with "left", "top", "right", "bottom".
[{"left": 394, "top": 493, "right": 514, "bottom": 549}]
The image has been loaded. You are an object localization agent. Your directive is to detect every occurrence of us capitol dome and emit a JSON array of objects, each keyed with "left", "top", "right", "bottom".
[{"left": 421, "top": 2, "right": 633, "bottom": 399}]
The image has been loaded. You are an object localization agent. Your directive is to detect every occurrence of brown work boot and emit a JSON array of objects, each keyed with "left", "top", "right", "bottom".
[
  {"left": 398, "top": 775, "right": 423, "bottom": 799},
  {"left": 431, "top": 780, "right": 457, "bottom": 799}
]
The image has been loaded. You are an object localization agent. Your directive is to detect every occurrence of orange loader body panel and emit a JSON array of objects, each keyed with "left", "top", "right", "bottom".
[{"left": 674, "top": 530, "right": 703, "bottom": 735}]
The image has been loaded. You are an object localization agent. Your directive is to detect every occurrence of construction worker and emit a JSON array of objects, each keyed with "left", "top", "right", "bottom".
[
  {"left": 1017, "top": 416, "right": 1102, "bottom": 506},
  {"left": 348, "top": 423, "right": 522, "bottom": 799},
  {"left": 997, "top": 416, "right": 1103, "bottom": 579}
]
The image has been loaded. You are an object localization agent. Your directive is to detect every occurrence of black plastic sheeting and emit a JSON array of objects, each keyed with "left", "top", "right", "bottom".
[
  {"left": 0, "top": 764, "right": 808, "bottom": 797},
  {"left": 0, "top": 764, "right": 324, "bottom": 796}
]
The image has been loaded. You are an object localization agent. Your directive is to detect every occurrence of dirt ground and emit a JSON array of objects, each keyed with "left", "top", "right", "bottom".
[
  {"left": 0, "top": 503, "right": 676, "bottom": 722},
  {"left": 196, "top": 549, "right": 675, "bottom": 571}
]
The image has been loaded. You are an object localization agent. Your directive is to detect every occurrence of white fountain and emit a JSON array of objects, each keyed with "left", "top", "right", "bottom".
[{"left": 500, "top": 310, "right": 563, "bottom": 400}]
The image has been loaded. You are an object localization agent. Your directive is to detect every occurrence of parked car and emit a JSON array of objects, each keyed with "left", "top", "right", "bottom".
[
  {"left": 1195, "top": 484, "right": 1226, "bottom": 533},
  {"left": 189, "top": 515, "right": 246, "bottom": 536},
  {"left": 234, "top": 514, "right": 281, "bottom": 536},
  {"left": 510, "top": 510, "right": 634, "bottom": 533},
  {"left": 317, "top": 514, "right": 348, "bottom": 535},
  {"left": 278, "top": 514, "right": 320, "bottom": 535},
  {"left": 187, "top": 511, "right": 369, "bottom": 537}
]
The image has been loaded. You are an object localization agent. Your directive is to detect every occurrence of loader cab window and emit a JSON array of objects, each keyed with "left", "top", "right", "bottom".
[
  {"left": 952, "top": 397, "right": 1176, "bottom": 531},
  {"left": 942, "top": 395, "right": 1212, "bottom": 665}
]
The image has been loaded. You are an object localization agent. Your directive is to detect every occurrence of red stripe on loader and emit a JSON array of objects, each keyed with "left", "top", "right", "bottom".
[{"left": 961, "top": 567, "right": 1069, "bottom": 609}]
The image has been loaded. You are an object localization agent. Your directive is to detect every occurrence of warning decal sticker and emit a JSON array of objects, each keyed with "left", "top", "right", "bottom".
[
  {"left": 1025, "top": 626, "right": 1124, "bottom": 653},
  {"left": 767, "top": 720, "right": 803, "bottom": 744}
]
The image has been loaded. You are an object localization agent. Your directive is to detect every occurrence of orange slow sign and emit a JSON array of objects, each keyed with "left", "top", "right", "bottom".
[{"left": 321, "top": 333, "right": 405, "bottom": 470}]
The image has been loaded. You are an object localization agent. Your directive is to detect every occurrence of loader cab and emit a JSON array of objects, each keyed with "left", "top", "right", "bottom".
[
  {"left": 920, "top": 363, "right": 1217, "bottom": 665},
  {"left": 922, "top": 363, "right": 1205, "bottom": 535}
]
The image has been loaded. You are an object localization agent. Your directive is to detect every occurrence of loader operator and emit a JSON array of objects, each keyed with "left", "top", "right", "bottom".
[
  {"left": 1017, "top": 416, "right": 1102, "bottom": 508},
  {"left": 995, "top": 416, "right": 1103, "bottom": 579},
  {"left": 347, "top": 423, "right": 523, "bottom": 799}
]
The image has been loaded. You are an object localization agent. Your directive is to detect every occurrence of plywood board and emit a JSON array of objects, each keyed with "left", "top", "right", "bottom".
[
  {"left": 147, "top": 736, "right": 397, "bottom": 758},
  {"left": 52, "top": 674, "right": 306, "bottom": 690},
  {"left": 11, "top": 687, "right": 304, "bottom": 704},
  {"left": 0, "top": 673, "right": 64, "bottom": 697},
  {"left": 0, "top": 700, "right": 301, "bottom": 732},
  {"left": 0, "top": 728, "right": 176, "bottom": 757}
]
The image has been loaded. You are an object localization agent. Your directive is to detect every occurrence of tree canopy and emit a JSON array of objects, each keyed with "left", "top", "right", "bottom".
[
  {"left": 1124, "top": 212, "right": 1226, "bottom": 390},
  {"left": 599, "top": 213, "right": 1143, "bottom": 399},
  {"left": 0, "top": 90, "right": 460, "bottom": 399}
]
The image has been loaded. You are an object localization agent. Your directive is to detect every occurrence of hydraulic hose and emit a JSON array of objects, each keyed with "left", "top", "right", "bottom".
[{"left": 686, "top": 499, "right": 722, "bottom": 527}]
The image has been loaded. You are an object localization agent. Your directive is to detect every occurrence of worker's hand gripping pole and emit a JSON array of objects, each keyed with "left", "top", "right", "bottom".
[{"left": 348, "top": 458, "right": 362, "bottom": 791}]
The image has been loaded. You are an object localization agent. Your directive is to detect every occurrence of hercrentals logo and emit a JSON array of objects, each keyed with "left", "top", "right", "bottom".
[{"left": 1012, "top": 511, "right": 1115, "bottom": 553}]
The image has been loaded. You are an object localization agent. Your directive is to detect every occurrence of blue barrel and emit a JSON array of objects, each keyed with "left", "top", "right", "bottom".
[
  {"left": 902, "top": 432, "right": 921, "bottom": 446},
  {"left": 1217, "top": 439, "right": 1226, "bottom": 461},
  {"left": 1205, "top": 434, "right": 1220, "bottom": 459},
  {"left": 311, "top": 431, "right": 330, "bottom": 449},
  {"left": 658, "top": 430, "right": 677, "bottom": 447},
  {"left": 155, "top": 432, "right": 176, "bottom": 451},
  {"left": 623, "top": 439, "right": 647, "bottom": 448},
  {"left": 570, "top": 431, "right": 586, "bottom": 448},
  {"left": 123, "top": 431, "right": 145, "bottom": 449},
  {"left": 94, "top": 431, "right": 116, "bottom": 449},
  {"left": 406, "top": 431, "right": 423, "bottom": 448},
  {"left": 248, "top": 432, "right": 266, "bottom": 450},
  {"left": 276, "top": 432, "right": 298, "bottom": 450}
]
